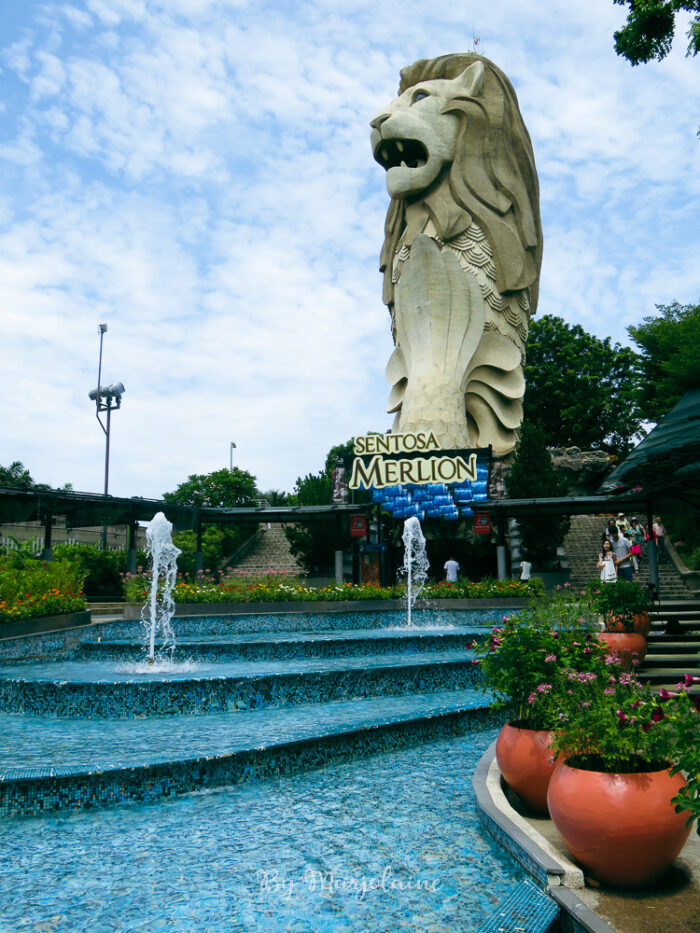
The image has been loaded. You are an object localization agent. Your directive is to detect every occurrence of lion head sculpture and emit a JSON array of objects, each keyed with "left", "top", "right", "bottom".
[{"left": 370, "top": 54, "right": 542, "bottom": 456}]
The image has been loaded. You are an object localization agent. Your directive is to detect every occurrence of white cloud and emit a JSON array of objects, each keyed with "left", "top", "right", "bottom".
[{"left": 0, "top": 0, "right": 698, "bottom": 497}]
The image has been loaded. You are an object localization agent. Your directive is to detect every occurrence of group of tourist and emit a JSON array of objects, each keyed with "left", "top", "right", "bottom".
[{"left": 597, "top": 513, "right": 668, "bottom": 583}]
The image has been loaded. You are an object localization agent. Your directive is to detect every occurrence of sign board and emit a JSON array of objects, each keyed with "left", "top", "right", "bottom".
[
  {"left": 349, "top": 515, "right": 367, "bottom": 538},
  {"left": 348, "top": 433, "right": 491, "bottom": 521},
  {"left": 473, "top": 512, "right": 491, "bottom": 535}
]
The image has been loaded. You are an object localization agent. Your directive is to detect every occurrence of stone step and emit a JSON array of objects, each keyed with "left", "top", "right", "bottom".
[
  {"left": 638, "top": 667, "right": 700, "bottom": 696},
  {"left": 638, "top": 653, "right": 700, "bottom": 668},
  {"left": 645, "top": 638, "right": 700, "bottom": 654}
]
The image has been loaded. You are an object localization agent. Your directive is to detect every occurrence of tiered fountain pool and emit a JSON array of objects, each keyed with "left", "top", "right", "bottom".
[{"left": 0, "top": 515, "right": 538, "bottom": 931}]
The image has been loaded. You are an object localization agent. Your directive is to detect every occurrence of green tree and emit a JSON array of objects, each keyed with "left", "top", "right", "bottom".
[
  {"left": 507, "top": 423, "right": 571, "bottom": 567},
  {"left": 163, "top": 468, "right": 258, "bottom": 508},
  {"left": 628, "top": 301, "right": 700, "bottom": 422},
  {"left": 524, "top": 315, "right": 645, "bottom": 455},
  {"left": 260, "top": 489, "right": 290, "bottom": 506},
  {"left": 612, "top": 1, "right": 700, "bottom": 64},
  {"left": 163, "top": 468, "right": 259, "bottom": 571},
  {"left": 0, "top": 461, "right": 36, "bottom": 489}
]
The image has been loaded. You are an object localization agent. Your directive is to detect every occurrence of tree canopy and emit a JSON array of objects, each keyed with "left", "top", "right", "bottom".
[
  {"left": 0, "top": 461, "right": 36, "bottom": 489},
  {"left": 163, "top": 467, "right": 258, "bottom": 509},
  {"left": 524, "top": 315, "right": 645, "bottom": 455},
  {"left": 628, "top": 300, "right": 700, "bottom": 422},
  {"left": 613, "top": 0, "right": 700, "bottom": 64}
]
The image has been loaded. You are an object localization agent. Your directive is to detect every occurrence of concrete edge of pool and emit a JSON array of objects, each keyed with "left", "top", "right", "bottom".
[{"left": 473, "top": 741, "right": 631, "bottom": 933}]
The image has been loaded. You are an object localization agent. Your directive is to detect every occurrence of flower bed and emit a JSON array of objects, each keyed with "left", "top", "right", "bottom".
[
  {"left": 122, "top": 569, "right": 543, "bottom": 605},
  {"left": 0, "top": 554, "right": 87, "bottom": 624}
]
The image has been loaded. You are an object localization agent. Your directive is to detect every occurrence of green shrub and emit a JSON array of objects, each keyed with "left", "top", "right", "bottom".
[{"left": 52, "top": 544, "right": 146, "bottom": 598}]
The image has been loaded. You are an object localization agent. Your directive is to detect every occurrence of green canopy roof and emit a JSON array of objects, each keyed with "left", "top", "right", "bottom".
[{"left": 598, "top": 389, "right": 700, "bottom": 501}]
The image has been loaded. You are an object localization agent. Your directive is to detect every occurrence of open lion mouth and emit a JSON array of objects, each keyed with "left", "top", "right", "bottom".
[{"left": 374, "top": 137, "right": 428, "bottom": 171}]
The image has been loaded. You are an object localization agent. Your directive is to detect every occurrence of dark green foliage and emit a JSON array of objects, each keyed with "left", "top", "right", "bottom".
[
  {"left": 284, "top": 438, "right": 372, "bottom": 573},
  {"left": 613, "top": 1, "right": 700, "bottom": 64},
  {"left": 628, "top": 301, "right": 700, "bottom": 423},
  {"left": 52, "top": 543, "right": 145, "bottom": 599},
  {"left": 172, "top": 526, "right": 229, "bottom": 577},
  {"left": 507, "top": 423, "right": 571, "bottom": 566},
  {"left": 260, "top": 489, "right": 290, "bottom": 506},
  {"left": 283, "top": 469, "right": 342, "bottom": 573},
  {"left": 524, "top": 315, "right": 645, "bottom": 455},
  {"left": 0, "top": 461, "right": 35, "bottom": 489}
]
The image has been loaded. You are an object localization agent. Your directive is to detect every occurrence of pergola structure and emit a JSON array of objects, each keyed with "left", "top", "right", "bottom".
[{"left": 0, "top": 485, "right": 370, "bottom": 573}]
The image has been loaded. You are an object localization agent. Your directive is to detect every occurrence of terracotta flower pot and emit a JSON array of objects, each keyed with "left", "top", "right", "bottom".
[
  {"left": 604, "top": 613, "right": 651, "bottom": 637},
  {"left": 633, "top": 612, "right": 651, "bottom": 637},
  {"left": 547, "top": 760, "right": 691, "bottom": 888},
  {"left": 495, "top": 722, "right": 556, "bottom": 814},
  {"left": 598, "top": 631, "right": 646, "bottom": 668}
]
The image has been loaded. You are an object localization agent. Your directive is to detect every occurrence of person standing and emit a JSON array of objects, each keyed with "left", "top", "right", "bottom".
[
  {"left": 616, "top": 513, "right": 631, "bottom": 535},
  {"left": 653, "top": 517, "right": 668, "bottom": 563},
  {"left": 444, "top": 557, "right": 460, "bottom": 582},
  {"left": 609, "top": 526, "right": 634, "bottom": 582},
  {"left": 597, "top": 538, "right": 617, "bottom": 583},
  {"left": 602, "top": 518, "right": 618, "bottom": 548},
  {"left": 629, "top": 518, "right": 645, "bottom": 573}
]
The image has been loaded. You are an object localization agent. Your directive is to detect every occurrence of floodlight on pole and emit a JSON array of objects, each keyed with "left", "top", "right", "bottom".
[
  {"left": 89, "top": 324, "right": 125, "bottom": 498},
  {"left": 230, "top": 442, "right": 237, "bottom": 471}
]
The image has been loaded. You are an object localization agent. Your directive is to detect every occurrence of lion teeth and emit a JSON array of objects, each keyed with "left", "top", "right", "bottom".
[
  {"left": 400, "top": 160, "right": 407, "bottom": 168},
  {"left": 396, "top": 140, "right": 404, "bottom": 153},
  {"left": 381, "top": 148, "right": 389, "bottom": 163}
]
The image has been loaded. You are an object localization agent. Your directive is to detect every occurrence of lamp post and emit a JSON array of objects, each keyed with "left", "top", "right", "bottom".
[
  {"left": 230, "top": 441, "right": 236, "bottom": 471},
  {"left": 89, "top": 324, "right": 125, "bottom": 547}
]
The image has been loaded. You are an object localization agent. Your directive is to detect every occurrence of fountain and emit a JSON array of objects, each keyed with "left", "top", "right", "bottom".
[
  {"left": 140, "top": 512, "right": 181, "bottom": 663},
  {"left": 401, "top": 516, "right": 430, "bottom": 627}
]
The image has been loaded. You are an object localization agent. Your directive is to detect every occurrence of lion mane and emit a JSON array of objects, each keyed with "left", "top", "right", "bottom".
[{"left": 379, "top": 53, "right": 542, "bottom": 329}]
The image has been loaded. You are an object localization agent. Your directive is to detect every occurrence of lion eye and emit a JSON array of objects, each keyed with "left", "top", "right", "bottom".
[{"left": 412, "top": 91, "right": 429, "bottom": 104}]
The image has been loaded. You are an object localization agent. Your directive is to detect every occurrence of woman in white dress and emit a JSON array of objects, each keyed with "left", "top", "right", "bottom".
[{"left": 597, "top": 538, "right": 617, "bottom": 583}]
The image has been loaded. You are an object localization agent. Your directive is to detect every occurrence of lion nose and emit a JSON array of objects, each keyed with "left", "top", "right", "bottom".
[{"left": 370, "top": 112, "right": 390, "bottom": 131}]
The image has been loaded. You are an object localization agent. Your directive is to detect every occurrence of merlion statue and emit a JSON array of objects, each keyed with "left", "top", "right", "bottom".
[{"left": 370, "top": 53, "right": 542, "bottom": 456}]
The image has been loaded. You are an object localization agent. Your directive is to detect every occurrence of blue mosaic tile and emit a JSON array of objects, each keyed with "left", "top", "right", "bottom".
[
  {"left": 0, "top": 729, "right": 527, "bottom": 931},
  {"left": 0, "top": 651, "right": 483, "bottom": 718},
  {"left": 476, "top": 879, "right": 559, "bottom": 932}
]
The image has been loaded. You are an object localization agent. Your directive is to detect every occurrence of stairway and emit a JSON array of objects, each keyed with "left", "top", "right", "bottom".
[
  {"left": 563, "top": 515, "right": 692, "bottom": 598},
  {"left": 227, "top": 522, "right": 304, "bottom": 575},
  {"left": 638, "top": 598, "right": 700, "bottom": 693}
]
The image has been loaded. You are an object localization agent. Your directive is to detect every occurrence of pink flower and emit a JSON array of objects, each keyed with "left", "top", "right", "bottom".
[
  {"left": 604, "top": 687, "right": 615, "bottom": 695},
  {"left": 544, "top": 655, "right": 557, "bottom": 663},
  {"left": 616, "top": 709, "right": 628, "bottom": 723}
]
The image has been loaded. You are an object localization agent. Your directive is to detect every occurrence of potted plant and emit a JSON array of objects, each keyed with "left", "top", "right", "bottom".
[
  {"left": 545, "top": 667, "right": 698, "bottom": 887},
  {"left": 590, "top": 580, "right": 653, "bottom": 666},
  {"left": 475, "top": 589, "right": 605, "bottom": 813},
  {"left": 592, "top": 578, "right": 653, "bottom": 634}
]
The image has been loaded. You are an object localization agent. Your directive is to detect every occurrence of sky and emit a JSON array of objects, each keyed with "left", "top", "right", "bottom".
[{"left": 0, "top": 0, "right": 698, "bottom": 500}]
